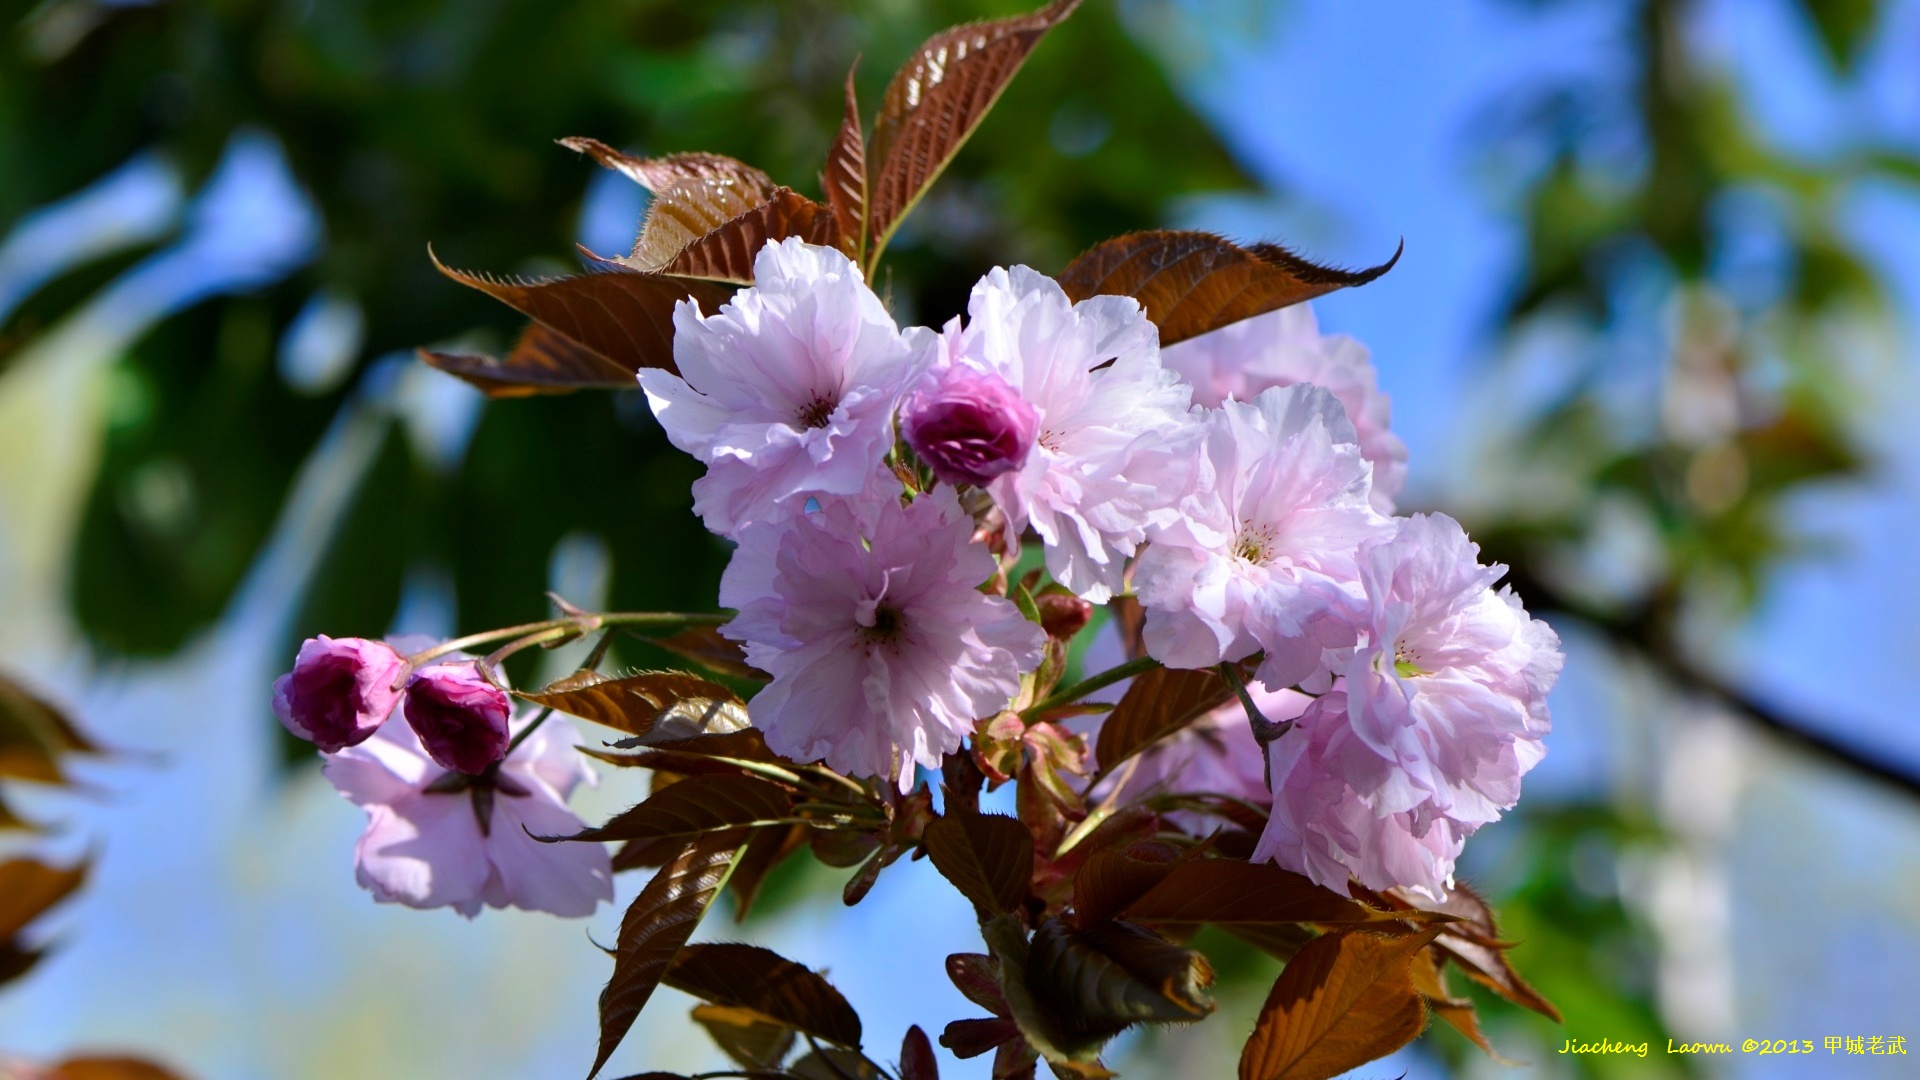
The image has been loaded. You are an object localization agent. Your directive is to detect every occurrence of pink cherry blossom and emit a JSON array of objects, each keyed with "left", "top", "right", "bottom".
[
  {"left": 954, "top": 266, "right": 1193, "bottom": 603},
  {"left": 322, "top": 711, "right": 613, "bottom": 918},
  {"left": 639, "top": 238, "right": 929, "bottom": 536},
  {"left": 272, "top": 635, "right": 406, "bottom": 752},
  {"left": 1161, "top": 304, "right": 1408, "bottom": 512},
  {"left": 401, "top": 661, "right": 512, "bottom": 775},
  {"left": 1333, "top": 513, "right": 1558, "bottom": 827},
  {"left": 1250, "top": 513, "right": 1561, "bottom": 899},
  {"left": 1133, "top": 385, "right": 1393, "bottom": 691},
  {"left": 1254, "top": 694, "right": 1467, "bottom": 900},
  {"left": 901, "top": 358, "right": 1039, "bottom": 486},
  {"left": 718, "top": 487, "right": 1046, "bottom": 788}
]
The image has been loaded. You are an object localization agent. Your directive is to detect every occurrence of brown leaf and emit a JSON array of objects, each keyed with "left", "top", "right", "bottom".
[
  {"left": 560, "top": 138, "right": 775, "bottom": 197},
  {"left": 824, "top": 64, "right": 868, "bottom": 261},
  {"left": 1071, "top": 851, "right": 1177, "bottom": 927},
  {"left": 1092, "top": 666, "right": 1230, "bottom": 779},
  {"left": 591, "top": 833, "right": 745, "bottom": 1078},
  {"left": 727, "top": 823, "right": 808, "bottom": 920},
  {"left": 418, "top": 321, "right": 634, "bottom": 398},
  {"left": 1378, "top": 883, "right": 1561, "bottom": 1022},
  {"left": 1120, "top": 860, "right": 1418, "bottom": 929},
  {"left": 924, "top": 813, "right": 1033, "bottom": 920},
  {"left": 518, "top": 670, "right": 747, "bottom": 742},
  {"left": 626, "top": 176, "right": 778, "bottom": 272},
  {"left": 658, "top": 188, "right": 840, "bottom": 285},
  {"left": 840, "top": 841, "right": 892, "bottom": 907},
  {"left": 646, "top": 627, "right": 763, "bottom": 680},
  {"left": 0, "top": 856, "right": 87, "bottom": 940},
  {"left": 790, "top": 1049, "right": 884, "bottom": 1080},
  {"left": 1104, "top": 596, "right": 1147, "bottom": 663},
  {"left": 941, "top": 1018, "right": 1021, "bottom": 1060},
  {"left": 691, "top": 1002, "right": 796, "bottom": 1071},
  {"left": 1057, "top": 232, "right": 1402, "bottom": 347},
  {"left": 665, "top": 942, "right": 863, "bottom": 1049},
  {"left": 46, "top": 1058, "right": 189, "bottom": 1080},
  {"left": 428, "top": 251, "right": 733, "bottom": 387},
  {"left": 1025, "top": 918, "right": 1215, "bottom": 1043},
  {"left": 865, "top": 0, "right": 1083, "bottom": 267},
  {"left": 947, "top": 952, "right": 1010, "bottom": 1016},
  {"left": 563, "top": 774, "right": 795, "bottom": 844},
  {"left": 0, "top": 941, "right": 44, "bottom": 987},
  {"left": 1409, "top": 949, "right": 1507, "bottom": 1061},
  {"left": 900, "top": 1024, "right": 939, "bottom": 1080},
  {"left": 0, "top": 672, "right": 99, "bottom": 785},
  {"left": 611, "top": 835, "right": 685, "bottom": 873},
  {"left": 1237, "top": 927, "right": 1442, "bottom": 1080}
]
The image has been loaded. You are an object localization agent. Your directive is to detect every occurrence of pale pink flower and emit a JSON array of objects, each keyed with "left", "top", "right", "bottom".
[
  {"left": 1255, "top": 695, "right": 1467, "bottom": 900},
  {"left": 1332, "top": 513, "right": 1559, "bottom": 828},
  {"left": 1133, "top": 385, "right": 1393, "bottom": 691},
  {"left": 719, "top": 487, "right": 1045, "bottom": 788},
  {"left": 272, "top": 635, "right": 406, "bottom": 752},
  {"left": 322, "top": 711, "right": 613, "bottom": 918},
  {"left": 639, "top": 238, "right": 928, "bottom": 536},
  {"left": 1161, "top": 304, "right": 1408, "bottom": 512},
  {"left": 402, "top": 661, "right": 511, "bottom": 775},
  {"left": 954, "top": 266, "right": 1193, "bottom": 603},
  {"left": 900, "top": 359, "right": 1039, "bottom": 486}
]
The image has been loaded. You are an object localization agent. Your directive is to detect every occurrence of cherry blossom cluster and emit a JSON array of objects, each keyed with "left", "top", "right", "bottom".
[
  {"left": 272, "top": 636, "right": 612, "bottom": 917},
  {"left": 650, "top": 238, "right": 1559, "bottom": 900},
  {"left": 270, "top": 234, "right": 1559, "bottom": 916}
]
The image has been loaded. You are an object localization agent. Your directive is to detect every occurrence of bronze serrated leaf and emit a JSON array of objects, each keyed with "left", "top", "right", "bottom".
[
  {"left": 1237, "top": 927, "right": 1442, "bottom": 1080},
  {"left": 1057, "top": 231, "right": 1402, "bottom": 346}
]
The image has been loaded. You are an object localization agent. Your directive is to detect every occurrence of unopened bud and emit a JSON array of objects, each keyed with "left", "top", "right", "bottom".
[
  {"left": 272, "top": 636, "right": 406, "bottom": 752},
  {"left": 402, "top": 662, "right": 512, "bottom": 775}
]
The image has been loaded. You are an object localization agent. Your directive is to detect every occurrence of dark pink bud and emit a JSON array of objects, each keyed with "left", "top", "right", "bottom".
[
  {"left": 1035, "top": 586, "right": 1093, "bottom": 641},
  {"left": 901, "top": 364, "right": 1039, "bottom": 487},
  {"left": 272, "top": 636, "right": 406, "bottom": 752},
  {"left": 402, "top": 662, "right": 512, "bottom": 775}
]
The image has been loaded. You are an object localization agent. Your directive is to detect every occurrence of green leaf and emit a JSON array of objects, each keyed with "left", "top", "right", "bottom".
[
  {"left": 865, "top": 0, "right": 1084, "bottom": 269},
  {"left": 1237, "top": 927, "right": 1443, "bottom": 1080},
  {"left": 1091, "top": 665, "right": 1229, "bottom": 779},
  {"left": 923, "top": 812, "right": 1033, "bottom": 920},
  {"left": 664, "top": 942, "right": 863, "bottom": 1049},
  {"left": 561, "top": 774, "right": 795, "bottom": 844},
  {"left": 590, "top": 833, "right": 746, "bottom": 1078},
  {"left": 1796, "top": 0, "right": 1878, "bottom": 70},
  {"left": 517, "top": 669, "right": 747, "bottom": 741},
  {"left": 1056, "top": 231, "right": 1401, "bottom": 347}
]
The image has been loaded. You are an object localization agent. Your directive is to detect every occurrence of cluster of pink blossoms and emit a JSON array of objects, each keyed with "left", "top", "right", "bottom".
[
  {"left": 647, "top": 238, "right": 1560, "bottom": 901},
  {"left": 272, "top": 235, "right": 1558, "bottom": 913},
  {"left": 272, "top": 636, "right": 612, "bottom": 917}
]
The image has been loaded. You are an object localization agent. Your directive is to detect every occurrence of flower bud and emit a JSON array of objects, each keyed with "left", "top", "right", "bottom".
[
  {"left": 901, "top": 364, "right": 1039, "bottom": 487},
  {"left": 272, "top": 636, "right": 407, "bottom": 752},
  {"left": 1035, "top": 585, "right": 1093, "bottom": 641},
  {"left": 402, "top": 662, "right": 512, "bottom": 775}
]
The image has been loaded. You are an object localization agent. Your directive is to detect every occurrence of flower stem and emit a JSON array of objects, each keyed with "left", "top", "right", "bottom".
[
  {"left": 1022, "top": 654, "right": 1158, "bottom": 718},
  {"left": 505, "top": 628, "right": 622, "bottom": 757},
  {"left": 403, "top": 611, "right": 730, "bottom": 669}
]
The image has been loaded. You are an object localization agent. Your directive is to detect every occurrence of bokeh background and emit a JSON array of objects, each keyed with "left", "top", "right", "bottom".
[{"left": 2, "top": 0, "right": 1918, "bottom": 1076}]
